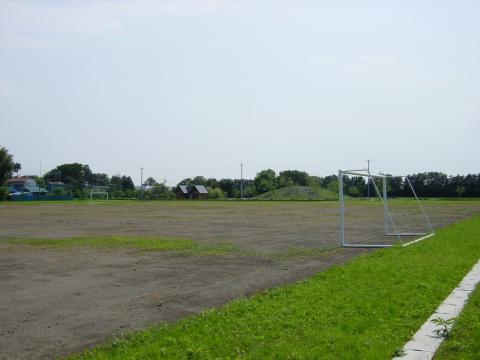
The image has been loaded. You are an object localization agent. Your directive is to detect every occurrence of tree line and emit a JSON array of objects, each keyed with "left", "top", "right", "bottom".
[
  {"left": 169, "top": 170, "right": 480, "bottom": 199},
  {"left": 1, "top": 145, "right": 479, "bottom": 200}
]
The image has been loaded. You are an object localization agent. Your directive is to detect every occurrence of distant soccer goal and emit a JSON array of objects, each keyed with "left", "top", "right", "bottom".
[
  {"left": 339, "top": 169, "right": 434, "bottom": 248},
  {"left": 89, "top": 186, "right": 109, "bottom": 201}
]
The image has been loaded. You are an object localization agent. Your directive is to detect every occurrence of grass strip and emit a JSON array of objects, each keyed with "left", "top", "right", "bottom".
[
  {"left": 3, "top": 237, "right": 344, "bottom": 259},
  {"left": 434, "top": 286, "right": 480, "bottom": 359},
  {"left": 65, "top": 214, "right": 480, "bottom": 359},
  {"left": 4, "top": 236, "right": 239, "bottom": 256}
]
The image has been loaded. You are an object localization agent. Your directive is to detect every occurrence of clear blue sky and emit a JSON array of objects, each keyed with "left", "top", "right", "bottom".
[{"left": 1, "top": 0, "right": 478, "bottom": 185}]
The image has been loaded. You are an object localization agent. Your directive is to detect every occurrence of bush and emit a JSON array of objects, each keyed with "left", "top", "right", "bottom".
[
  {"left": 73, "top": 189, "right": 88, "bottom": 199},
  {"left": 208, "top": 187, "right": 225, "bottom": 199},
  {"left": 111, "top": 190, "right": 125, "bottom": 199},
  {"left": 53, "top": 188, "right": 64, "bottom": 195}
]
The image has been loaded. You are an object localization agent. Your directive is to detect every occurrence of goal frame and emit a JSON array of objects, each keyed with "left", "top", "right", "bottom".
[
  {"left": 89, "top": 186, "right": 109, "bottom": 201},
  {"left": 338, "top": 169, "right": 434, "bottom": 248}
]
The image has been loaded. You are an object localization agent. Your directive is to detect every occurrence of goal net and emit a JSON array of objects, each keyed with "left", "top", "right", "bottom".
[
  {"left": 89, "top": 186, "right": 109, "bottom": 201},
  {"left": 339, "top": 170, "right": 434, "bottom": 248}
]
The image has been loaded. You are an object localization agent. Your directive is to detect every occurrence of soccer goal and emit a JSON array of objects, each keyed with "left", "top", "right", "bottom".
[
  {"left": 89, "top": 186, "right": 109, "bottom": 201},
  {"left": 339, "top": 169, "right": 434, "bottom": 248}
]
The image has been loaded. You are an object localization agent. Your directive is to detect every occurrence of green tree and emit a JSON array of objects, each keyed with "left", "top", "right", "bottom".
[
  {"left": 0, "top": 146, "right": 17, "bottom": 185},
  {"left": 254, "top": 169, "right": 277, "bottom": 195},
  {"left": 12, "top": 162, "right": 21, "bottom": 176},
  {"left": 179, "top": 178, "right": 193, "bottom": 186},
  {"left": 307, "top": 175, "right": 324, "bottom": 188},
  {"left": 0, "top": 146, "right": 19, "bottom": 200},
  {"left": 278, "top": 170, "right": 309, "bottom": 187},
  {"left": 149, "top": 183, "right": 174, "bottom": 199},
  {"left": 143, "top": 177, "right": 157, "bottom": 187},
  {"left": 456, "top": 186, "right": 466, "bottom": 197},
  {"left": 345, "top": 176, "right": 366, "bottom": 197},
  {"left": 120, "top": 176, "right": 135, "bottom": 191},
  {"left": 192, "top": 176, "right": 207, "bottom": 185},
  {"left": 242, "top": 185, "right": 254, "bottom": 197},
  {"left": 205, "top": 178, "right": 219, "bottom": 188},
  {"left": 178, "top": 176, "right": 210, "bottom": 188},
  {"left": 90, "top": 173, "right": 110, "bottom": 186},
  {"left": 327, "top": 181, "right": 339, "bottom": 194},
  {"left": 219, "top": 179, "right": 236, "bottom": 197},
  {"left": 43, "top": 163, "right": 92, "bottom": 194},
  {"left": 110, "top": 175, "right": 122, "bottom": 191},
  {"left": 109, "top": 174, "right": 135, "bottom": 192},
  {"left": 277, "top": 177, "right": 294, "bottom": 188}
]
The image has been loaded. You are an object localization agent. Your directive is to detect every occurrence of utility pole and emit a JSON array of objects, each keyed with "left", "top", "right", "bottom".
[
  {"left": 367, "top": 159, "right": 370, "bottom": 198},
  {"left": 140, "top": 167, "right": 144, "bottom": 200},
  {"left": 39, "top": 160, "right": 42, "bottom": 177},
  {"left": 240, "top": 163, "right": 244, "bottom": 199}
]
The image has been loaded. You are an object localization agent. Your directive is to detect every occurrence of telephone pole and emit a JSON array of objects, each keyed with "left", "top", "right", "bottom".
[
  {"left": 140, "top": 167, "right": 144, "bottom": 200},
  {"left": 240, "top": 163, "right": 244, "bottom": 199},
  {"left": 367, "top": 159, "right": 370, "bottom": 198}
]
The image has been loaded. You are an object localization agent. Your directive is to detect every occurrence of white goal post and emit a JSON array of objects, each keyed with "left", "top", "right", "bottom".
[
  {"left": 339, "top": 169, "right": 434, "bottom": 248},
  {"left": 89, "top": 186, "right": 109, "bottom": 201}
]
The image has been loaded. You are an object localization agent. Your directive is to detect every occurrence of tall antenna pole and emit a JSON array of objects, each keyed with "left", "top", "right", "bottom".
[
  {"left": 367, "top": 159, "right": 370, "bottom": 198},
  {"left": 140, "top": 167, "right": 144, "bottom": 200},
  {"left": 240, "top": 163, "right": 244, "bottom": 199},
  {"left": 39, "top": 160, "right": 42, "bottom": 177}
]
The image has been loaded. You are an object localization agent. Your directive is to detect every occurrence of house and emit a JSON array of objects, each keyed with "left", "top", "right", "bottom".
[
  {"left": 7, "top": 177, "right": 72, "bottom": 201},
  {"left": 175, "top": 185, "right": 190, "bottom": 199},
  {"left": 190, "top": 185, "right": 208, "bottom": 199},
  {"left": 7, "top": 177, "right": 47, "bottom": 194},
  {"left": 47, "top": 181, "right": 66, "bottom": 193},
  {"left": 175, "top": 184, "right": 208, "bottom": 199}
]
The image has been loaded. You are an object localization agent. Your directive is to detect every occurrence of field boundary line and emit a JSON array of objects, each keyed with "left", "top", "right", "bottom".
[
  {"left": 402, "top": 233, "right": 435, "bottom": 247},
  {"left": 394, "top": 259, "right": 480, "bottom": 360}
]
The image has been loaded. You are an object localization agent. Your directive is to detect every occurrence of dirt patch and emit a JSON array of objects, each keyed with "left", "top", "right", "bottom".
[{"left": 0, "top": 200, "right": 479, "bottom": 359}]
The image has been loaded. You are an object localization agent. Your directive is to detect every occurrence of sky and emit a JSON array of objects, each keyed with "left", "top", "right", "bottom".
[{"left": 1, "top": 0, "right": 479, "bottom": 185}]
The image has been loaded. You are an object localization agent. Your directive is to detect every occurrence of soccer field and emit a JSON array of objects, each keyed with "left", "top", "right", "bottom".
[{"left": 1, "top": 200, "right": 479, "bottom": 359}]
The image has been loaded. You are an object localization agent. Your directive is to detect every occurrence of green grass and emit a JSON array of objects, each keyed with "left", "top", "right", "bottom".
[
  {"left": 65, "top": 215, "right": 480, "bottom": 359},
  {"left": 255, "top": 186, "right": 338, "bottom": 200},
  {"left": 4, "top": 236, "right": 239, "bottom": 256},
  {"left": 435, "top": 286, "right": 480, "bottom": 359},
  {"left": 3, "top": 236, "right": 343, "bottom": 259}
]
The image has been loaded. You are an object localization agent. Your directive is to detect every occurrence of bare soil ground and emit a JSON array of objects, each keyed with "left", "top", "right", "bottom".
[{"left": 0, "top": 200, "right": 479, "bottom": 359}]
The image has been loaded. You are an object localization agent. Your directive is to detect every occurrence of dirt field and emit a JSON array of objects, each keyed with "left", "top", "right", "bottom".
[{"left": 1, "top": 200, "right": 479, "bottom": 359}]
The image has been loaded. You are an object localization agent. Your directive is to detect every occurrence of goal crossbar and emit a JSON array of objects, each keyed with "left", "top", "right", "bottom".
[{"left": 339, "top": 170, "right": 434, "bottom": 248}]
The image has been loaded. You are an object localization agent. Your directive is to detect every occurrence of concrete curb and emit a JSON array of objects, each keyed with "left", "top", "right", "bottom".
[{"left": 394, "top": 260, "right": 480, "bottom": 360}]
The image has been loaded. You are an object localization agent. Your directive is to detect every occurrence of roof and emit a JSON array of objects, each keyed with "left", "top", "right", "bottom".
[
  {"left": 177, "top": 185, "right": 189, "bottom": 194},
  {"left": 47, "top": 181, "right": 65, "bottom": 185},
  {"left": 193, "top": 185, "right": 208, "bottom": 194},
  {"left": 176, "top": 184, "right": 208, "bottom": 194},
  {"left": 7, "top": 177, "right": 31, "bottom": 184}
]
